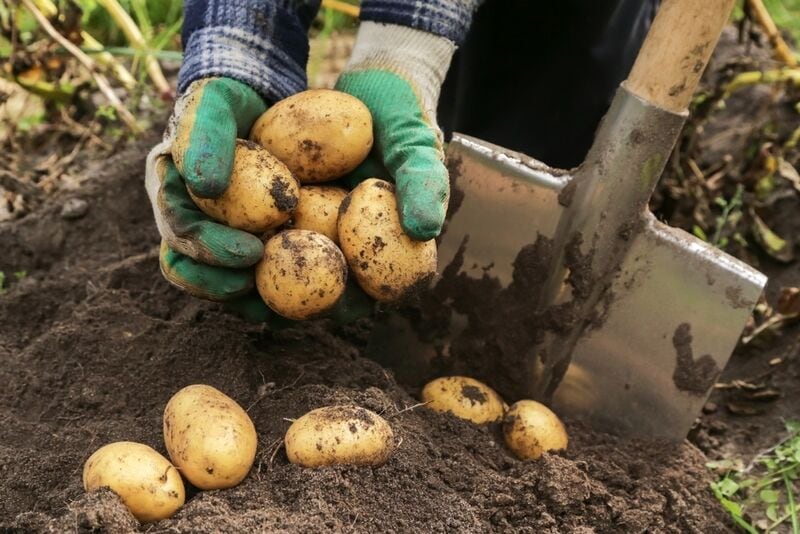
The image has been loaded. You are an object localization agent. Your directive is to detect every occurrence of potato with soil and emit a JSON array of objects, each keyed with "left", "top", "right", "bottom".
[
  {"left": 503, "top": 400, "right": 568, "bottom": 460},
  {"left": 421, "top": 376, "right": 507, "bottom": 424},
  {"left": 285, "top": 405, "right": 394, "bottom": 467},
  {"left": 338, "top": 178, "right": 437, "bottom": 302},
  {"left": 255, "top": 229, "right": 347, "bottom": 320},
  {"left": 291, "top": 186, "right": 348, "bottom": 243},
  {"left": 83, "top": 441, "right": 185, "bottom": 522},
  {"left": 163, "top": 384, "right": 257, "bottom": 490},
  {"left": 249, "top": 89, "right": 373, "bottom": 183},
  {"left": 188, "top": 139, "right": 300, "bottom": 233}
]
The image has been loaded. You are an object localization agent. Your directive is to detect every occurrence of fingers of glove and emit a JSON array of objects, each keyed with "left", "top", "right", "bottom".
[
  {"left": 341, "top": 155, "right": 391, "bottom": 189},
  {"left": 159, "top": 242, "right": 255, "bottom": 301},
  {"left": 172, "top": 78, "right": 267, "bottom": 198},
  {"left": 327, "top": 280, "right": 375, "bottom": 324},
  {"left": 224, "top": 293, "right": 297, "bottom": 329},
  {"left": 156, "top": 157, "right": 264, "bottom": 267},
  {"left": 394, "top": 156, "right": 450, "bottom": 241}
]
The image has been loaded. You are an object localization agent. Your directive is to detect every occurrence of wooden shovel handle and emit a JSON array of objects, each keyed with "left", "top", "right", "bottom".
[{"left": 625, "top": 0, "right": 735, "bottom": 113}]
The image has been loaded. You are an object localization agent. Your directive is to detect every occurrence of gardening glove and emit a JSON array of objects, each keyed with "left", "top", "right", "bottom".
[{"left": 335, "top": 22, "right": 457, "bottom": 241}]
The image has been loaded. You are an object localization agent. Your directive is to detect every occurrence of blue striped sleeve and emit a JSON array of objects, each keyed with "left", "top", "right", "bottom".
[
  {"left": 178, "top": 0, "right": 321, "bottom": 103},
  {"left": 358, "top": 0, "right": 482, "bottom": 45}
]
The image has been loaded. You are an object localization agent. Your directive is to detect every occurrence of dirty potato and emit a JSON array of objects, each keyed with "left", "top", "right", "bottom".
[
  {"left": 249, "top": 89, "right": 373, "bottom": 183},
  {"left": 255, "top": 230, "right": 347, "bottom": 320},
  {"left": 291, "top": 186, "right": 348, "bottom": 244},
  {"left": 503, "top": 400, "right": 568, "bottom": 460},
  {"left": 338, "top": 178, "right": 437, "bottom": 302},
  {"left": 285, "top": 405, "right": 394, "bottom": 467},
  {"left": 188, "top": 139, "right": 300, "bottom": 233},
  {"left": 163, "top": 384, "right": 257, "bottom": 490},
  {"left": 83, "top": 441, "right": 185, "bottom": 522},
  {"left": 421, "top": 376, "right": 507, "bottom": 424}
]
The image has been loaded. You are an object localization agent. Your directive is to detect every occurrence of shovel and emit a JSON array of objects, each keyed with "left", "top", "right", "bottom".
[{"left": 367, "top": 0, "right": 767, "bottom": 440}]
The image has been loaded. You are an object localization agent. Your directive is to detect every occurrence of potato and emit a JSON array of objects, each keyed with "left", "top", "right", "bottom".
[
  {"left": 503, "top": 400, "right": 568, "bottom": 460},
  {"left": 292, "top": 186, "right": 348, "bottom": 243},
  {"left": 421, "top": 376, "right": 507, "bottom": 424},
  {"left": 285, "top": 405, "right": 394, "bottom": 467},
  {"left": 338, "top": 179, "right": 437, "bottom": 302},
  {"left": 163, "top": 384, "right": 257, "bottom": 490},
  {"left": 250, "top": 89, "right": 373, "bottom": 183},
  {"left": 188, "top": 139, "right": 300, "bottom": 233},
  {"left": 255, "top": 230, "right": 347, "bottom": 320},
  {"left": 83, "top": 441, "right": 185, "bottom": 522}
]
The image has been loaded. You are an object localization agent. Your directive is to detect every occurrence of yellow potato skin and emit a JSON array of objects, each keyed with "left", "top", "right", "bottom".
[
  {"left": 82, "top": 441, "right": 185, "bottom": 523},
  {"left": 421, "top": 376, "right": 507, "bottom": 424},
  {"left": 249, "top": 89, "right": 373, "bottom": 183},
  {"left": 256, "top": 230, "right": 347, "bottom": 320},
  {"left": 189, "top": 139, "right": 300, "bottom": 233},
  {"left": 503, "top": 400, "right": 568, "bottom": 460},
  {"left": 338, "top": 179, "right": 437, "bottom": 302},
  {"left": 163, "top": 385, "right": 257, "bottom": 490},
  {"left": 292, "top": 186, "right": 348, "bottom": 244},
  {"left": 285, "top": 405, "right": 394, "bottom": 468}
]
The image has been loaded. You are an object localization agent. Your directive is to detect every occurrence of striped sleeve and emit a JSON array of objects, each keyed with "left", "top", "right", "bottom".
[
  {"left": 358, "top": 0, "right": 483, "bottom": 45},
  {"left": 178, "top": 0, "right": 321, "bottom": 103}
]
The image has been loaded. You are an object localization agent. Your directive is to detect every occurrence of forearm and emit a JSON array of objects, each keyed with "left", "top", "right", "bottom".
[{"left": 179, "top": 0, "right": 321, "bottom": 103}]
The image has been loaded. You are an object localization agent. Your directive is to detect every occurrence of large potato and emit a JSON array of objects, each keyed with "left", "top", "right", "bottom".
[
  {"left": 421, "top": 376, "right": 507, "bottom": 424},
  {"left": 256, "top": 230, "right": 347, "bottom": 320},
  {"left": 249, "top": 89, "right": 373, "bottom": 183},
  {"left": 503, "top": 400, "right": 568, "bottom": 460},
  {"left": 83, "top": 441, "right": 185, "bottom": 522},
  {"left": 188, "top": 139, "right": 300, "bottom": 233},
  {"left": 338, "top": 179, "right": 437, "bottom": 302},
  {"left": 292, "top": 186, "right": 348, "bottom": 243},
  {"left": 285, "top": 405, "right": 394, "bottom": 468},
  {"left": 163, "top": 384, "right": 257, "bottom": 490}
]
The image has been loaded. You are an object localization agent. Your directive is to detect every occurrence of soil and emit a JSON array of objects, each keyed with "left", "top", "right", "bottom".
[{"left": 1, "top": 26, "right": 799, "bottom": 534}]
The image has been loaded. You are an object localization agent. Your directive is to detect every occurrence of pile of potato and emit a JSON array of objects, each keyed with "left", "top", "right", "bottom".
[{"left": 185, "top": 89, "right": 437, "bottom": 320}]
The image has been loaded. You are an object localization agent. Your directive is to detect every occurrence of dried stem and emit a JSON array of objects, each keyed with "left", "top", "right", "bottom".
[
  {"left": 321, "top": 0, "right": 360, "bottom": 17},
  {"left": 746, "top": 0, "right": 798, "bottom": 67}
]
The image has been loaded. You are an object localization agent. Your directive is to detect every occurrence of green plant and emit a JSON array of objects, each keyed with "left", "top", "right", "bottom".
[{"left": 709, "top": 421, "right": 800, "bottom": 533}]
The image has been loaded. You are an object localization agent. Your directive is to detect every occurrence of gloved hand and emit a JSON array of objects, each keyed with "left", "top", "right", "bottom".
[
  {"left": 335, "top": 22, "right": 456, "bottom": 241},
  {"left": 145, "top": 77, "right": 269, "bottom": 314}
]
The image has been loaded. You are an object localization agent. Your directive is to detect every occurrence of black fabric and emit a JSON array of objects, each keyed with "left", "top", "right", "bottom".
[{"left": 439, "top": 0, "right": 660, "bottom": 169}]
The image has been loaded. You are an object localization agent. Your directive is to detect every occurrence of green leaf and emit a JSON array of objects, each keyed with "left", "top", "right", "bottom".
[
  {"left": 693, "top": 225, "right": 708, "bottom": 241},
  {"left": 718, "top": 478, "right": 741, "bottom": 497},
  {"left": 0, "top": 271, "right": 5, "bottom": 295},
  {"left": 766, "top": 502, "right": 779, "bottom": 521},
  {"left": 761, "top": 489, "right": 780, "bottom": 504},
  {"left": 751, "top": 210, "right": 794, "bottom": 263}
]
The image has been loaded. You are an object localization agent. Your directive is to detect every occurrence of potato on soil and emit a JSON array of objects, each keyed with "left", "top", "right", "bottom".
[
  {"left": 83, "top": 441, "right": 185, "bottom": 523},
  {"left": 249, "top": 89, "right": 373, "bottom": 183},
  {"left": 338, "top": 178, "right": 437, "bottom": 302},
  {"left": 285, "top": 405, "right": 394, "bottom": 467},
  {"left": 255, "top": 229, "right": 347, "bottom": 320},
  {"left": 188, "top": 139, "right": 300, "bottom": 233},
  {"left": 163, "top": 384, "right": 257, "bottom": 490},
  {"left": 291, "top": 186, "right": 348, "bottom": 243},
  {"left": 503, "top": 400, "right": 568, "bottom": 460},
  {"left": 421, "top": 376, "right": 507, "bottom": 424}
]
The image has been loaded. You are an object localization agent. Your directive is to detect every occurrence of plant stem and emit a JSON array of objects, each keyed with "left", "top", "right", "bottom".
[
  {"left": 746, "top": 0, "right": 798, "bottom": 66},
  {"left": 785, "top": 471, "right": 799, "bottom": 534},
  {"left": 321, "top": 0, "right": 360, "bottom": 17}
]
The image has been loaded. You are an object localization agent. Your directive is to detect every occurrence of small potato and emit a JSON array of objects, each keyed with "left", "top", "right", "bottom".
[
  {"left": 421, "top": 376, "right": 507, "bottom": 424},
  {"left": 250, "top": 89, "right": 373, "bottom": 183},
  {"left": 83, "top": 441, "right": 185, "bottom": 523},
  {"left": 292, "top": 186, "right": 348, "bottom": 243},
  {"left": 189, "top": 139, "right": 300, "bottom": 233},
  {"left": 256, "top": 230, "right": 347, "bottom": 320},
  {"left": 285, "top": 405, "right": 394, "bottom": 467},
  {"left": 338, "top": 179, "right": 437, "bottom": 302},
  {"left": 163, "top": 385, "right": 257, "bottom": 490},
  {"left": 503, "top": 400, "right": 568, "bottom": 460}
]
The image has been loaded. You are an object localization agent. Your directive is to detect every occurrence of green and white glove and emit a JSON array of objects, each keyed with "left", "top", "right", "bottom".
[
  {"left": 335, "top": 22, "right": 456, "bottom": 241},
  {"left": 145, "top": 77, "right": 270, "bottom": 316}
]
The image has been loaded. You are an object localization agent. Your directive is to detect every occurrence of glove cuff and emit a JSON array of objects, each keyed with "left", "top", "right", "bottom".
[{"left": 344, "top": 22, "right": 455, "bottom": 122}]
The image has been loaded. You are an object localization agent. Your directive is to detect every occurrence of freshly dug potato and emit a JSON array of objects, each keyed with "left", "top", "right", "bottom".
[
  {"left": 292, "top": 186, "right": 348, "bottom": 243},
  {"left": 285, "top": 405, "right": 394, "bottom": 467},
  {"left": 163, "top": 384, "right": 257, "bottom": 490},
  {"left": 255, "top": 230, "right": 347, "bottom": 320},
  {"left": 188, "top": 139, "right": 300, "bottom": 233},
  {"left": 503, "top": 400, "right": 568, "bottom": 460},
  {"left": 421, "top": 376, "right": 507, "bottom": 424},
  {"left": 338, "top": 179, "right": 437, "bottom": 302},
  {"left": 249, "top": 89, "right": 373, "bottom": 183},
  {"left": 83, "top": 441, "right": 185, "bottom": 522}
]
